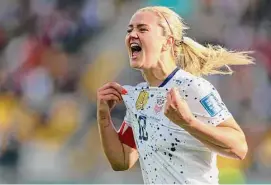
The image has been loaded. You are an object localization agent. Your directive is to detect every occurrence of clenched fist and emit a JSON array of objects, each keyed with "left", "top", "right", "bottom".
[
  {"left": 164, "top": 88, "right": 195, "bottom": 127},
  {"left": 97, "top": 82, "right": 127, "bottom": 117}
]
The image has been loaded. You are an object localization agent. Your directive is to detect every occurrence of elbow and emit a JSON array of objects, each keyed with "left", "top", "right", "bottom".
[
  {"left": 232, "top": 141, "right": 248, "bottom": 160},
  {"left": 238, "top": 143, "right": 248, "bottom": 160},
  {"left": 111, "top": 165, "right": 129, "bottom": 171},
  {"left": 110, "top": 163, "right": 129, "bottom": 171}
]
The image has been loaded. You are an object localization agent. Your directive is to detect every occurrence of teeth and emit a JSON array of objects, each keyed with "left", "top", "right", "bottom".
[{"left": 130, "top": 43, "right": 139, "bottom": 47}]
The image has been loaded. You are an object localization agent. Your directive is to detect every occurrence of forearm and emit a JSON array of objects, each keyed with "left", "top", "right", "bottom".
[
  {"left": 181, "top": 118, "right": 247, "bottom": 160},
  {"left": 97, "top": 111, "right": 126, "bottom": 170},
  {"left": 191, "top": 132, "right": 245, "bottom": 160}
]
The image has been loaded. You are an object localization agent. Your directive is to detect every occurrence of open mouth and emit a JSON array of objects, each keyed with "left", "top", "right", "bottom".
[{"left": 130, "top": 43, "right": 142, "bottom": 58}]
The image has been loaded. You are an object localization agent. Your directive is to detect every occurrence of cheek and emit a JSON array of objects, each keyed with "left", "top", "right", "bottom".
[
  {"left": 124, "top": 35, "right": 130, "bottom": 49},
  {"left": 147, "top": 37, "right": 163, "bottom": 53}
]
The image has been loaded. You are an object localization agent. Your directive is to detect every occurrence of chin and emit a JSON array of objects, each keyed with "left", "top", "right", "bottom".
[{"left": 130, "top": 60, "right": 143, "bottom": 69}]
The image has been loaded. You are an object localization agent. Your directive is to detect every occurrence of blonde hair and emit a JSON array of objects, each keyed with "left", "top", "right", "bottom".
[{"left": 137, "top": 6, "right": 254, "bottom": 76}]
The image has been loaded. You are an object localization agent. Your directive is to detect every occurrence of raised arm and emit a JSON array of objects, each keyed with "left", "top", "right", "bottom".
[
  {"left": 164, "top": 86, "right": 248, "bottom": 160},
  {"left": 97, "top": 82, "right": 138, "bottom": 171}
]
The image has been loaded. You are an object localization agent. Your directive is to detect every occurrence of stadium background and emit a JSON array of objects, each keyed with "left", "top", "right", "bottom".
[{"left": 0, "top": 0, "right": 270, "bottom": 184}]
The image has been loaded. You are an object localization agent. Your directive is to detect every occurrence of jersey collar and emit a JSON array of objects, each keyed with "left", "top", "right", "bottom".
[{"left": 158, "top": 67, "right": 180, "bottom": 87}]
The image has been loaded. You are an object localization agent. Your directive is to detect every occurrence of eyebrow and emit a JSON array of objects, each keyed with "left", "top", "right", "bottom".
[{"left": 128, "top": 24, "right": 149, "bottom": 28}]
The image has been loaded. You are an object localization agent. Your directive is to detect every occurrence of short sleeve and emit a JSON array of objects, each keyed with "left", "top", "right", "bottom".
[{"left": 182, "top": 78, "right": 232, "bottom": 126}]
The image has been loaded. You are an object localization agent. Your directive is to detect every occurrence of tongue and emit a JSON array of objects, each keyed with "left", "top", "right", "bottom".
[
  {"left": 132, "top": 51, "right": 139, "bottom": 55},
  {"left": 132, "top": 51, "right": 140, "bottom": 58}
]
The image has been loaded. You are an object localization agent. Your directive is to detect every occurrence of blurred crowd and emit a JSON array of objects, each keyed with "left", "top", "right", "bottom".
[{"left": 0, "top": 0, "right": 270, "bottom": 184}]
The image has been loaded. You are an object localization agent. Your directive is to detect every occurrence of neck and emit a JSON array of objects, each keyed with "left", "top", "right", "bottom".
[{"left": 142, "top": 59, "right": 177, "bottom": 87}]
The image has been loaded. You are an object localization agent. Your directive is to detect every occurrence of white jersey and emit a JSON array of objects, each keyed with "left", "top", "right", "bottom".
[{"left": 119, "top": 68, "right": 232, "bottom": 184}]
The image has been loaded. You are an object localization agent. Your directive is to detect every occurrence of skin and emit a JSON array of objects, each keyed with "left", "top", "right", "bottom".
[
  {"left": 125, "top": 11, "right": 176, "bottom": 86},
  {"left": 97, "top": 10, "right": 248, "bottom": 171}
]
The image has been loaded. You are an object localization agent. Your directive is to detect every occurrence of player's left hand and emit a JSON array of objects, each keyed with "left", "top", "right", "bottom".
[{"left": 164, "top": 87, "right": 195, "bottom": 127}]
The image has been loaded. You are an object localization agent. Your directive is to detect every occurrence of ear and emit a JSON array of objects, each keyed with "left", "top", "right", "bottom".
[{"left": 162, "top": 37, "right": 174, "bottom": 52}]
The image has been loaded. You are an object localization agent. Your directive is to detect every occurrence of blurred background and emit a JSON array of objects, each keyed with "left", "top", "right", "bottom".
[{"left": 0, "top": 0, "right": 270, "bottom": 184}]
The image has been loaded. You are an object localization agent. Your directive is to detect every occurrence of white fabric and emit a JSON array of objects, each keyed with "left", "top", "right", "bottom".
[{"left": 121, "top": 69, "right": 232, "bottom": 184}]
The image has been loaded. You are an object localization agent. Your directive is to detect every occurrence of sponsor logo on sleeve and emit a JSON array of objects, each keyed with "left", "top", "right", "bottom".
[{"left": 200, "top": 93, "right": 223, "bottom": 117}]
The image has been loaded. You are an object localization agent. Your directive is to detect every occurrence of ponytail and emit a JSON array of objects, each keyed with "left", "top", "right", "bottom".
[
  {"left": 137, "top": 6, "right": 254, "bottom": 76},
  {"left": 176, "top": 37, "right": 254, "bottom": 76}
]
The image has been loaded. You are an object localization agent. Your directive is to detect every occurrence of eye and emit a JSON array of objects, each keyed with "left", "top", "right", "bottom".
[
  {"left": 140, "top": 28, "right": 148, "bottom": 32},
  {"left": 127, "top": 29, "right": 132, "bottom": 33}
]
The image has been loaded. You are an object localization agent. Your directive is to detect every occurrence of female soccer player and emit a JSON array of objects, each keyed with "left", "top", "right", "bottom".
[{"left": 97, "top": 6, "right": 253, "bottom": 184}]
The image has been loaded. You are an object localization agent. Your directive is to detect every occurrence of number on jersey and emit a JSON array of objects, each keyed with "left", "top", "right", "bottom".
[{"left": 135, "top": 114, "right": 148, "bottom": 141}]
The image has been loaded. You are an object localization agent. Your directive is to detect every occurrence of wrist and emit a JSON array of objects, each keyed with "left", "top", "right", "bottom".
[
  {"left": 97, "top": 110, "right": 111, "bottom": 121},
  {"left": 97, "top": 112, "right": 112, "bottom": 129},
  {"left": 182, "top": 115, "right": 197, "bottom": 126},
  {"left": 180, "top": 116, "right": 199, "bottom": 130}
]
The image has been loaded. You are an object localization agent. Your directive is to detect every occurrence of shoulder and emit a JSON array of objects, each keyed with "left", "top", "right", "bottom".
[
  {"left": 188, "top": 77, "right": 217, "bottom": 96},
  {"left": 176, "top": 76, "right": 230, "bottom": 119},
  {"left": 174, "top": 74, "right": 221, "bottom": 101}
]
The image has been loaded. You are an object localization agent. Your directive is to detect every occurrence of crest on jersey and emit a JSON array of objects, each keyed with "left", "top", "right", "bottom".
[
  {"left": 136, "top": 90, "right": 149, "bottom": 110},
  {"left": 154, "top": 96, "right": 165, "bottom": 113}
]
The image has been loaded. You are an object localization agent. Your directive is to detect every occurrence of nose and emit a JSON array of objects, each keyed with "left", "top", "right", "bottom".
[{"left": 129, "top": 30, "right": 138, "bottom": 39}]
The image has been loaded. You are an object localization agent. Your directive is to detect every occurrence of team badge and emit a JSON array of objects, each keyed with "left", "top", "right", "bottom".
[
  {"left": 136, "top": 90, "right": 149, "bottom": 110},
  {"left": 154, "top": 96, "right": 165, "bottom": 113}
]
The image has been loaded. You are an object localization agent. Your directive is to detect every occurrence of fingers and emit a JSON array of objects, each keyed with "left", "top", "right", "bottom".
[
  {"left": 99, "top": 88, "right": 122, "bottom": 102},
  {"left": 99, "top": 82, "right": 127, "bottom": 95},
  {"left": 165, "top": 91, "right": 172, "bottom": 112},
  {"left": 97, "top": 82, "right": 127, "bottom": 106},
  {"left": 165, "top": 90, "right": 176, "bottom": 116},
  {"left": 170, "top": 88, "right": 180, "bottom": 109},
  {"left": 170, "top": 87, "right": 181, "bottom": 101},
  {"left": 100, "top": 94, "right": 120, "bottom": 102},
  {"left": 165, "top": 88, "right": 181, "bottom": 115}
]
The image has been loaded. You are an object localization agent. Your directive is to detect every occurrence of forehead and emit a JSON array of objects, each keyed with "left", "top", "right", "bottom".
[{"left": 129, "top": 11, "right": 159, "bottom": 26}]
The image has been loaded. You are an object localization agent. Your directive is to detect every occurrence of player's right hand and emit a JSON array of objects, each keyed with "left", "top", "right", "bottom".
[{"left": 97, "top": 82, "right": 127, "bottom": 115}]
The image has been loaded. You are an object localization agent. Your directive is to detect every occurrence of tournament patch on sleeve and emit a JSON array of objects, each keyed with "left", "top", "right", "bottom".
[{"left": 200, "top": 93, "right": 223, "bottom": 117}]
